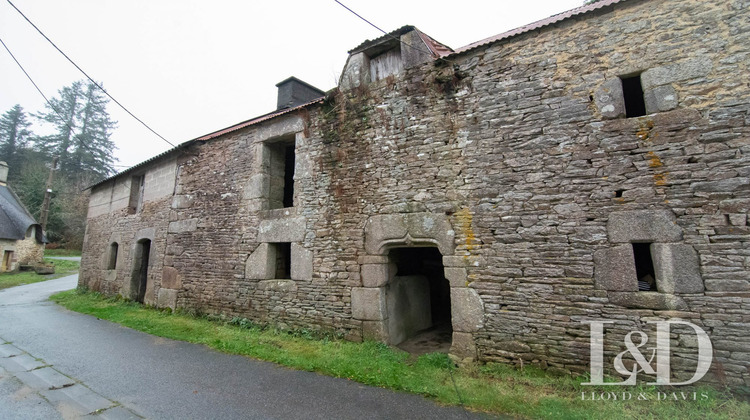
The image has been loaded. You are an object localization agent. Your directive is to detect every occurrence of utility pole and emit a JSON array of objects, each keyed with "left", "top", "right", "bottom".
[{"left": 39, "top": 156, "right": 58, "bottom": 233}]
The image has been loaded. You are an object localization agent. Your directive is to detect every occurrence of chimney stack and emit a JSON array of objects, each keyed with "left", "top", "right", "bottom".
[
  {"left": 0, "top": 161, "right": 8, "bottom": 186},
  {"left": 276, "top": 77, "right": 325, "bottom": 110}
]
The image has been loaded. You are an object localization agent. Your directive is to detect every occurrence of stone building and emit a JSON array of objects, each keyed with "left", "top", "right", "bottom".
[
  {"left": 0, "top": 162, "right": 45, "bottom": 272},
  {"left": 80, "top": 0, "right": 750, "bottom": 385}
]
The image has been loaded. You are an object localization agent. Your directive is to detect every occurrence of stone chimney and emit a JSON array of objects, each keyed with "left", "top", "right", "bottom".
[
  {"left": 276, "top": 77, "right": 325, "bottom": 110},
  {"left": 0, "top": 161, "right": 8, "bottom": 186}
]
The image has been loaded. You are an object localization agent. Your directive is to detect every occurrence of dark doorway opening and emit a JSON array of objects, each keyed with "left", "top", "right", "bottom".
[
  {"left": 131, "top": 239, "right": 151, "bottom": 302},
  {"left": 387, "top": 247, "right": 452, "bottom": 354}
]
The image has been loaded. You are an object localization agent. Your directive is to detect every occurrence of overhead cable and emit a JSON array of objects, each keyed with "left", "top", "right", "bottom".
[
  {"left": 6, "top": 0, "right": 176, "bottom": 148},
  {"left": 333, "top": 0, "right": 452, "bottom": 63},
  {"left": 1, "top": 35, "right": 119, "bottom": 174}
]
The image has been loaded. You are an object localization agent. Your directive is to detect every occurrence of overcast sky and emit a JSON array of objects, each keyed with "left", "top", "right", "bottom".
[{"left": 0, "top": 0, "right": 584, "bottom": 170}]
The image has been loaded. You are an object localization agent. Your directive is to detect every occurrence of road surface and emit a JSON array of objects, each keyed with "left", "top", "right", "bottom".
[{"left": 0, "top": 275, "right": 491, "bottom": 419}]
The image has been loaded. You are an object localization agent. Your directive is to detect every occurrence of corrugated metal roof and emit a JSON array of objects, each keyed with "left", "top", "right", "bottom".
[
  {"left": 88, "top": 96, "right": 324, "bottom": 190},
  {"left": 195, "top": 96, "right": 324, "bottom": 141},
  {"left": 90, "top": 0, "right": 629, "bottom": 191},
  {"left": 348, "top": 25, "right": 453, "bottom": 58},
  {"left": 448, "top": 0, "right": 629, "bottom": 56}
]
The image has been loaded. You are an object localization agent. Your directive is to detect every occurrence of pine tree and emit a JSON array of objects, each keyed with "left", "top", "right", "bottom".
[
  {"left": 35, "top": 80, "right": 117, "bottom": 183},
  {"left": 0, "top": 104, "right": 33, "bottom": 172}
]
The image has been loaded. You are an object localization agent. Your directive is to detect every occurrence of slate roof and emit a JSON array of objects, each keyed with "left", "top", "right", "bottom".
[{"left": 0, "top": 184, "right": 44, "bottom": 242}]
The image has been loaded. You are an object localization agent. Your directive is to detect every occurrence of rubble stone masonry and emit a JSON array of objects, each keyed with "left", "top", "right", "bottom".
[{"left": 80, "top": 0, "right": 750, "bottom": 385}]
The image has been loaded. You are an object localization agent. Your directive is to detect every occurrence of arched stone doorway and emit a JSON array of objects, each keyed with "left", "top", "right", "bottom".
[
  {"left": 353, "top": 212, "right": 484, "bottom": 360},
  {"left": 387, "top": 246, "right": 452, "bottom": 353},
  {"left": 130, "top": 239, "right": 151, "bottom": 303}
]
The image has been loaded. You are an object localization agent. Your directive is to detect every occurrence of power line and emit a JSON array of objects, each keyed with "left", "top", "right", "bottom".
[
  {"left": 0, "top": 35, "right": 77, "bottom": 142},
  {"left": 333, "top": 0, "right": 451, "bottom": 63},
  {"left": 6, "top": 0, "right": 176, "bottom": 148},
  {"left": 0, "top": 35, "right": 122, "bottom": 175}
]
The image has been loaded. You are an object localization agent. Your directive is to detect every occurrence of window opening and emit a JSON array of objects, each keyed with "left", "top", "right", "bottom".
[
  {"left": 632, "top": 243, "right": 656, "bottom": 291},
  {"left": 283, "top": 145, "right": 295, "bottom": 208},
  {"left": 620, "top": 75, "right": 646, "bottom": 118},
  {"left": 128, "top": 175, "right": 145, "bottom": 214},
  {"left": 369, "top": 45, "right": 402, "bottom": 82},
  {"left": 267, "top": 138, "right": 295, "bottom": 209},
  {"left": 107, "top": 242, "right": 119, "bottom": 270},
  {"left": 272, "top": 242, "right": 292, "bottom": 279}
]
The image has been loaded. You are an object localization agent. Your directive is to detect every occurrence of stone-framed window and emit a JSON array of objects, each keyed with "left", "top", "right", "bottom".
[
  {"left": 107, "top": 242, "right": 119, "bottom": 270},
  {"left": 266, "top": 138, "right": 295, "bottom": 209},
  {"left": 245, "top": 216, "right": 312, "bottom": 281},
  {"left": 245, "top": 134, "right": 298, "bottom": 213},
  {"left": 270, "top": 242, "right": 292, "bottom": 279},
  {"left": 619, "top": 74, "right": 647, "bottom": 118},
  {"left": 128, "top": 175, "right": 145, "bottom": 214},
  {"left": 594, "top": 210, "right": 704, "bottom": 310}
]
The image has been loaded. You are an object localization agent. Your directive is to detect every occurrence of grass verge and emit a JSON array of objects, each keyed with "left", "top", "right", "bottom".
[
  {"left": 51, "top": 289, "right": 750, "bottom": 419},
  {"left": 0, "top": 258, "right": 80, "bottom": 290},
  {"left": 44, "top": 248, "right": 82, "bottom": 257}
]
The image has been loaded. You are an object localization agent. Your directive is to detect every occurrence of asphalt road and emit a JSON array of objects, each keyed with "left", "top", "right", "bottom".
[{"left": 0, "top": 275, "right": 491, "bottom": 419}]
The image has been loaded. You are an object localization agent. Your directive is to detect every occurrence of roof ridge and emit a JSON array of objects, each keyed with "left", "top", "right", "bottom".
[{"left": 451, "top": 0, "right": 629, "bottom": 56}]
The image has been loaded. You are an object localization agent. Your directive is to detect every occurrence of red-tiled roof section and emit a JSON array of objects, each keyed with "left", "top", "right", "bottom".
[
  {"left": 414, "top": 28, "right": 454, "bottom": 57},
  {"left": 448, "top": 0, "right": 629, "bottom": 56},
  {"left": 195, "top": 97, "right": 324, "bottom": 141}
]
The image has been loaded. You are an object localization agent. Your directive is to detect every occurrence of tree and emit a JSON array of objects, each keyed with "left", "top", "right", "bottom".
[
  {"left": 0, "top": 104, "right": 33, "bottom": 171},
  {"left": 35, "top": 80, "right": 117, "bottom": 184}
]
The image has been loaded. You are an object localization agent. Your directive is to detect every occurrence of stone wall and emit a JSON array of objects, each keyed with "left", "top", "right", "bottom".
[
  {"left": 81, "top": 0, "right": 750, "bottom": 386},
  {"left": 80, "top": 159, "right": 178, "bottom": 305}
]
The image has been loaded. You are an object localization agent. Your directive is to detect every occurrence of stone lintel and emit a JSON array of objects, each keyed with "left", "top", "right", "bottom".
[
  {"left": 608, "top": 210, "right": 682, "bottom": 243},
  {"left": 258, "top": 217, "right": 306, "bottom": 243}
]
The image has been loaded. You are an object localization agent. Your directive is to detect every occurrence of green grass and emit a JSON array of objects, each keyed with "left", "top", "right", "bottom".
[
  {"left": 44, "top": 248, "right": 82, "bottom": 257},
  {"left": 51, "top": 289, "right": 750, "bottom": 419},
  {"left": 0, "top": 258, "right": 80, "bottom": 290}
]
